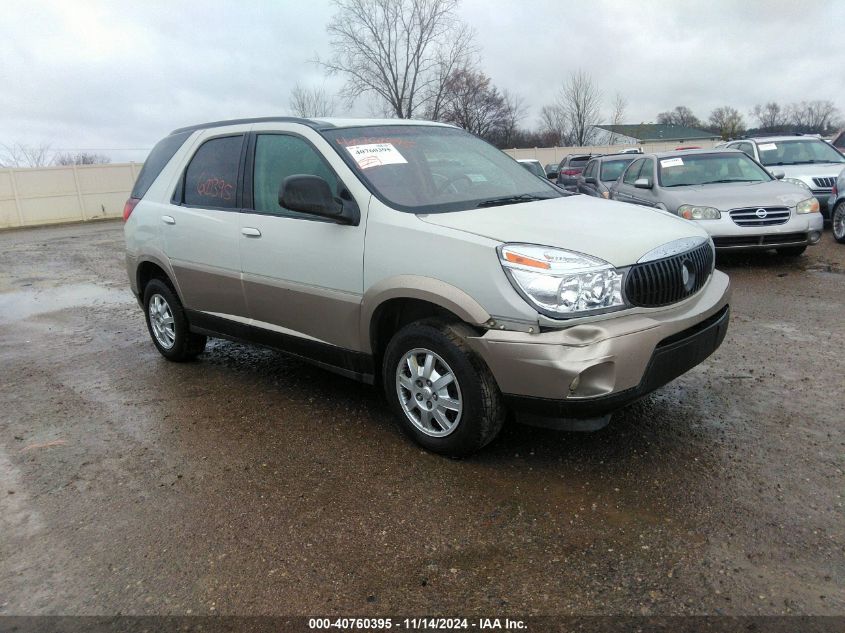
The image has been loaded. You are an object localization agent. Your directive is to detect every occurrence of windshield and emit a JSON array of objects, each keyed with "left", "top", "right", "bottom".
[
  {"left": 520, "top": 161, "right": 545, "bottom": 178},
  {"left": 600, "top": 158, "right": 635, "bottom": 182},
  {"left": 757, "top": 139, "right": 845, "bottom": 166},
  {"left": 322, "top": 125, "right": 563, "bottom": 213},
  {"left": 658, "top": 152, "right": 772, "bottom": 187}
]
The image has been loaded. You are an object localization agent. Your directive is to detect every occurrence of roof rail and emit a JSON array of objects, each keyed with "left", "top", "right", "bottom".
[{"left": 169, "top": 116, "right": 330, "bottom": 135}]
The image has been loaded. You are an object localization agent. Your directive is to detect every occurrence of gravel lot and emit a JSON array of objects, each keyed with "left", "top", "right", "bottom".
[{"left": 0, "top": 220, "right": 842, "bottom": 617}]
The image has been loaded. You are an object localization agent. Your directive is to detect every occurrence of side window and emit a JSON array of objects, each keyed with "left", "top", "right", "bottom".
[
  {"left": 623, "top": 159, "right": 644, "bottom": 184},
  {"left": 738, "top": 143, "right": 755, "bottom": 158},
  {"left": 639, "top": 159, "right": 654, "bottom": 182},
  {"left": 583, "top": 161, "right": 596, "bottom": 179},
  {"left": 253, "top": 134, "right": 338, "bottom": 216},
  {"left": 183, "top": 135, "right": 244, "bottom": 209}
]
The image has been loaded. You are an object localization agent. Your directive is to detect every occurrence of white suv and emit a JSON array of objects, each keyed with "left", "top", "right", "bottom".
[
  {"left": 124, "top": 117, "right": 731, "bottom": 456},
  {"left": 724, "top": 135, "right": 845, "bottom": 219}
]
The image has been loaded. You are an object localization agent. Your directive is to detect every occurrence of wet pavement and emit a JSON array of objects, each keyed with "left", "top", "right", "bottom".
[{"left": 0, "top": 220, "right": 842, "bottom": 616}]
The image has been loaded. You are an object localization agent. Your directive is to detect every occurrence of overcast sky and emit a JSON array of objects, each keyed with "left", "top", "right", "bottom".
[{"left": 1, "top": 0, "right": 843, "bottom": 163}]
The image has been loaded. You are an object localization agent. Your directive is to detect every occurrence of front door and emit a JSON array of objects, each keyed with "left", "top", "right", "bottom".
[{"left": 238, "top": 131, "right": 368, "bottom": 353}]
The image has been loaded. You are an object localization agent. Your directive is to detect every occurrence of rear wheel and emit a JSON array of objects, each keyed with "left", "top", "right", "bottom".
[
  {"left": 833, "top": 202, "right": 845, "bottom": 244},
  {"left": 382, "top": 320, "right": 505, "bottom": 457},
  {"left": 776, "top": 245, "right": 807, "bottom": 257},
  {"left": 143, "top": 279, "right": 206, "bottom": 361}
]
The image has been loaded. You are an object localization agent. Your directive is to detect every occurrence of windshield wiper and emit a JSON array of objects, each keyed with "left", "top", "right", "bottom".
[
  {"left": 700, "top": 179, "right": 758, "bottom": 184},
  {"left": 476, "top": 194, "right": 553, "bottom": 207}
]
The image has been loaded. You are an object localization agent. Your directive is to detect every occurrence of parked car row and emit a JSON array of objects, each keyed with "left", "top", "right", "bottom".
[{"left": 519, "top": 135, "right": 844, "bottom": 256}]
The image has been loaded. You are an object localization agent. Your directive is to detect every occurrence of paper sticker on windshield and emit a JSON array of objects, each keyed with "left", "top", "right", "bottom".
[
  {"left": 758, "top": 142, "right": 777, "bottom": 151},
  {"left": 466, "top": 173, "right": 488, "bottom": 182},
  {"left": 345, "top": 143, "right": 408, "bottom": 169},
  {"left": 660, "top": 158, "right": 684, "bottom": 168}
]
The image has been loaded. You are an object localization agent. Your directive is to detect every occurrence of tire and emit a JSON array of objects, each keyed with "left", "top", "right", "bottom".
[
  {"left": 833, "top": 201, "right": 845, "bottom": 244},
  {"left": 143, "top": 278, "right": 207, "bottom": 361},
  {"left": 382, "top": 319, "right": 506, "bottom": 457},
  {"left": 776, "top": 245, "right": 807, "bottom": 257}
]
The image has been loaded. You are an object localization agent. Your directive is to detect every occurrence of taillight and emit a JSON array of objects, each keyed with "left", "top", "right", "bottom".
[
  {"left": 123, "top": 197, "right": 140, "bottom": 222},
  {"left": 561, "top": 169, "right": 582, "bottom": 176}
]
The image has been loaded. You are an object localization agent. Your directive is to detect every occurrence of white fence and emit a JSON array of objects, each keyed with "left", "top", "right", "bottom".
[
  {"left": 0, "top": 162, "right": 142, "bottom": 229},
  {"left": 0, "top": 139, "right": 724, "bottom": 229}
]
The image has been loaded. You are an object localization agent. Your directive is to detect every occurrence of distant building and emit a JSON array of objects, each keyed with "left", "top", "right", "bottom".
[{"left": 592, "top": 124, "right": 721, "bottom": 146}]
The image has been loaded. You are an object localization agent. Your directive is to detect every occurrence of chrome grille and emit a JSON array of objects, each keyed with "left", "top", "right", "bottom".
[
  {"left": 812, "top": 177, "right": 834, "bottom": 189},
  {"left": 625, "top": 242, "right": 713, "bottom": 308},
  {"left": 729, "top": 206, "right": 790, "bottom": 227}
]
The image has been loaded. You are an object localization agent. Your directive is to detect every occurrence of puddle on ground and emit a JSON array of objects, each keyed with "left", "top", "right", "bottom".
[{"left": 0, "top": 283, "right": 134, "bottom": 325}]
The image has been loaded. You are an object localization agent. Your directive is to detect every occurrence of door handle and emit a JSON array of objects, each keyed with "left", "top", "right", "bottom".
[
  {"left": 241, "top": 227, "right": 262, "bottom": 237},
  {"left": 161, "top": 215, "right": 175, "bottom": 225}
]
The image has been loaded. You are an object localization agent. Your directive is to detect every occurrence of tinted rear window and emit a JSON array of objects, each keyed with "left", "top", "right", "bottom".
[
  {"left": 183, "top": 135, "right": 244, "bottom": 208},
  {"left": 130, "top": 131, "right": 191, "bottom": 199}
]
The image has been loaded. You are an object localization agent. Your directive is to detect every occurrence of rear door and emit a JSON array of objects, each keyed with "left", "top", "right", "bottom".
[
  {"left": 161, "top": 131, "right": 249, "bottom": 319},
  {"left": 238, "top": 128, "right": 369, "bottom": 354}
]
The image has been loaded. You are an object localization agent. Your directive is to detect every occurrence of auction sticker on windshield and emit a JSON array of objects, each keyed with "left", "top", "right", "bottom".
[
  {"left": 758, "top": 143, "right": 778, "bottom": 151},
  {"left": 661, "top": 158, "right": 684, "bottom": 168},
  {"left": 345, "top": 143, "right": 408, "bottom": 170}
]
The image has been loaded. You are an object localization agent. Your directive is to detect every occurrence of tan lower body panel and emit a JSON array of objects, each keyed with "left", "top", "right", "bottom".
[
  {"left": 242, "top": 275, "right": 363, "bottom": 352},
  {"left": 172, "top": 262, "right": 249, "bottom": 318}
]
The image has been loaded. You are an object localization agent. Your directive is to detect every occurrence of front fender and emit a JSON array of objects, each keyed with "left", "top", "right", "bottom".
[{"left": 360, "top": 275, "right": 492, "bottom": 352}]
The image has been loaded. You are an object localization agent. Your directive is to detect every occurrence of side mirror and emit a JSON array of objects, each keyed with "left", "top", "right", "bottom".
[
  {"left": 585, "top": 176, "right": 598, "bottom": 185},
  {"left": 771, "top": 170, "right": 785, "bottom": 180},
  {"left": 279, "top": 175, "right": 358, "bottom": 225},
  {"left": 634, "top": 177, "right": 653, "bottom": 189}
]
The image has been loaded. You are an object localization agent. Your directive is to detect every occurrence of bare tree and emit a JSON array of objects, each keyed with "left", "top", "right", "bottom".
[
  {"left": 0, "top": 142, "right": 53, "bottom": 167},
  {"left": 289, "top": 83, "right": 335, "bottom": 118},
  {"left": 495, "top": 89, "right": 526, "bottom": 148},
  {"left": 709, "top": 106, "right": 745, "bottom": 140},
  {"left": 751, "top": 102, "right": 788, "bottom": 130},
  {"left": 438, "top": 68, "right": 510, "bottom": 141},
  {"left": 538, "top": 104, "right": 569, "bottom": 147},
  {"left": 607, "top": 92, "right": 627, "bottom": 144},
  {"left": 319, "top": 0, "right": 473, "bottom": 119},
  {"left": 558, "top": 70, "right": 602, "bottom": 146},
  {"left": 423, "top": 22, "right": 476, "bottom": 121},
  {"left": 787, "top": 100, "right": 840, "bottom": 133},
  {"left": 656, "top": 106, "right": 701, "bottom": 129},
  {"left": 52, "top": 152, "right": 111, "bottom": 166}
]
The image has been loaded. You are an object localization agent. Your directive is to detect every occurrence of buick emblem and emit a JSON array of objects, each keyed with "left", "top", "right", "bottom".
[
  {"left": 681, "top": 260, "right": 695, "bottom": 291},
  {"left": 755, "top": 208, "right": 768, "bottom": 219}
]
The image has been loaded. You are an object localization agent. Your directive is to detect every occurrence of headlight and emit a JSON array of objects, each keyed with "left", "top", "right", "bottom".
[
  {"left": 783, "top": 177, "right": 812, "bottom": 191},
  {"left": 499, "top": 244, "right": 626, "bottom": 318},
  {"left": 678, "top": 204, "right": 721, "bottom": 220},
  {"left": 796, "top": 197, "right": 820, "bottom": 214}
]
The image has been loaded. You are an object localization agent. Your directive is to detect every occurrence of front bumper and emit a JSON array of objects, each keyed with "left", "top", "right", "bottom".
[
  {"left": 466, "top": 270, "right": 731, "bottom": 419},
  {"left": 694, "top": 213, "right": 824, "bottom": 250}
]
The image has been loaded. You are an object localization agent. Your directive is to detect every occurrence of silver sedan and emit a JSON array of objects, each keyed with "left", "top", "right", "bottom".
[{"left": 609, "top": 149, "right": 824, "bottom": 256}]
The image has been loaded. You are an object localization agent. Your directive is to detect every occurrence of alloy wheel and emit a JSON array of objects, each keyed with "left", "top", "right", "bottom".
[{"left": 395, "top": 348, "right": 463, "bottom": 437}]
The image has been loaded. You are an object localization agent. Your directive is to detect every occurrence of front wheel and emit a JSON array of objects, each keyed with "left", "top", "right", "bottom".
[
  {"left": 833, "top": 202, "right": 845, "bottom": 244},
  {"left": 382, "top": 320, "right": 506, "bottom": 457},
  {"left": 776, "top": 245, "right": 807, "bottom": 257},
  {"left": 143, "top": 279, "right": 207, "bottom": 361}
]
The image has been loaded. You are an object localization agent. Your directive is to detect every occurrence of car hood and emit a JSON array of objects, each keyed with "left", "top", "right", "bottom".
[
  {"left": 418, "top": 195, "right": 705, "bottom": 268},
  {"left": 660, "top": 180, "right": 811, "bottom": 210},
  {"left": 767, "top": 163, "right": 845, "bottom": 181}
]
